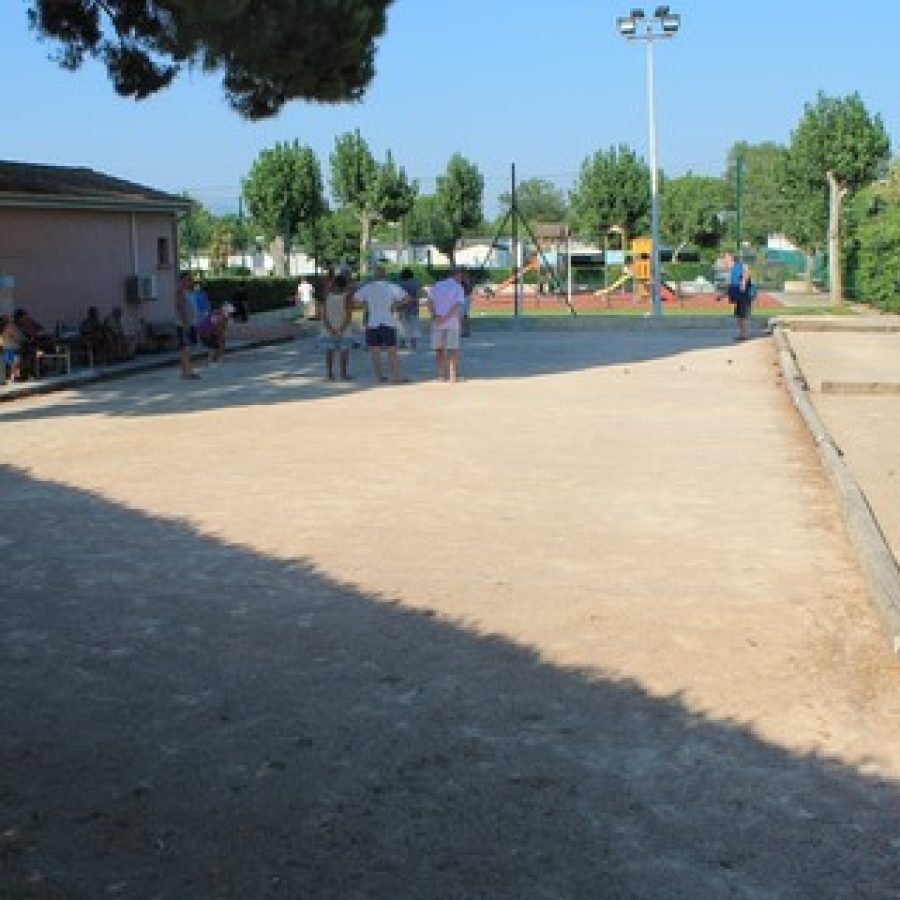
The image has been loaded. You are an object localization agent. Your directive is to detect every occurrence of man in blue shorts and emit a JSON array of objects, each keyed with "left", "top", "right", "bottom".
[
  {"left": 353, "top": 265, "right": 410, "bottom": 383},
  {"left": 725, "top": 253, "right": 753, "bottom": 341}
]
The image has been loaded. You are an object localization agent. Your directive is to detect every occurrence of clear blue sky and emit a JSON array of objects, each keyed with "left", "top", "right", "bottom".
[{"left": 2, "top": 1, "right": 897, "bottom": 216}]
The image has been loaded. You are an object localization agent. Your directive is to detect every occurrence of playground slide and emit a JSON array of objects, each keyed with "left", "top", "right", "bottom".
[
  {"left": 494, "top": 258, "right": 540, "bottom": 292},
  {"left": 594, "top": 273, "right": 632, "bottom": 297},
  {"left": 660, "top": 281, "right": 678, "bottom": 303}
]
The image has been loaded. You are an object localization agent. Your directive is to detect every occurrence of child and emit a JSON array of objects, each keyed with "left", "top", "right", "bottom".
[
  {"left": 1, "top": 315, "right": 23, "bottom": 383},
  {"left": 197, "top": 302, "right": 234, "bottom": 365},
  {"left": 321, "top": 274, "right": 354, "bottom": 380}
]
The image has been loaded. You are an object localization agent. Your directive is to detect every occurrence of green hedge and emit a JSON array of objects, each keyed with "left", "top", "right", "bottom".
[{"left": 196, "top": 277, "right": 312, "bottom": 314}]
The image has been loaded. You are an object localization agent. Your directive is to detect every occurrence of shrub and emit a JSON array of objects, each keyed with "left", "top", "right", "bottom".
[
  {"left": 853, "top": 205, "right": 900, "bottom": 308},
  {"left": 201, "top": 277, "right": 313, "bottom": 314}
]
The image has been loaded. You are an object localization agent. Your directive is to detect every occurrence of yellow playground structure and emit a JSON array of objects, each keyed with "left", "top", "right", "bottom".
[{"left": 593, "top": 236, "right": 677, "bottom": 304}]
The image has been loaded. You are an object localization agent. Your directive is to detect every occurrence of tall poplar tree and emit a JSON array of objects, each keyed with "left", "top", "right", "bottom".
[{"left": 778, "top": 92, "right": 889, "bottom": 302}]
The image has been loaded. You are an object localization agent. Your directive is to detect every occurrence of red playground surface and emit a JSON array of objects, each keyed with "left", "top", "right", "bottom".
[{"left": 471, "top": 290, "right": 783, "bottom": 314}]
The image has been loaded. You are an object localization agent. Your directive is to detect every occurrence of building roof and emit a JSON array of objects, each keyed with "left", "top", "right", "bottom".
[{"left": 0, "top": 161, "right": 192, "bottom": 213}]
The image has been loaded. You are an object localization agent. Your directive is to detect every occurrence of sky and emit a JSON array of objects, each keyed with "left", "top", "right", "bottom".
[{"left": 2, "top": 1, "right": 898, "bottom": 218}]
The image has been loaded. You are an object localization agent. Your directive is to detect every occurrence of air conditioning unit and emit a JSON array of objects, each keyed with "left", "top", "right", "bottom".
[{"left": 125, "top": 274, "right": 158, "bottom": 303}]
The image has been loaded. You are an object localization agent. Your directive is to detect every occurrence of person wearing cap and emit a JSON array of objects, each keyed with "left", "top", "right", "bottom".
[{"left": 428, "top": 267, "right": 465, "bottom": 382}]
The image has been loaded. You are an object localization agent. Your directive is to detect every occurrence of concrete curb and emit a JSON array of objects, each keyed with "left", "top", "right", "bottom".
[
  {"left": 773, "top": 324, "right": 900, "bottom": 655},
  {"left": 772, "top": 315, "right": 900, "bottom": 334}
]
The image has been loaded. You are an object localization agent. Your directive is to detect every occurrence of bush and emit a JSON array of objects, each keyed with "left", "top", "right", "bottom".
[
  {"left": 854, "top": 205, "right": 900, "bottom": 308},
  {"left": 201, "top": 276, "right": 311, "bottom": 314}
]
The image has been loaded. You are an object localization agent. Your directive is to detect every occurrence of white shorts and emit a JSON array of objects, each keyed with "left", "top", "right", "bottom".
[{"left": 431, "top": 324, "right": 460, "bottom": 351}]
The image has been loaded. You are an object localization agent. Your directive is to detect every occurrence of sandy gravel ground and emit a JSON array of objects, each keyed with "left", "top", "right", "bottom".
[{"left": 1, "top": 328, "right": 899, "bottom": 899}]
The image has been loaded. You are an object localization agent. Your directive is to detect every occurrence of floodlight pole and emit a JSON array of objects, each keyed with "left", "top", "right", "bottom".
[
  {"left": 646, "top": 36, "right": 664, "bottom": 317},
  {"left": 618, "top": 7, "right": 680, "bottom": 318}
]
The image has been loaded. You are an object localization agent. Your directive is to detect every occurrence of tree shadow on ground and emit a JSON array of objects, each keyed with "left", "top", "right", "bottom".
[
  {"left": 0, "top": 326, "right": 758, "bottom": 424},
  {"left": 2, "top": 463, "right": 895, "bottom": 899}
]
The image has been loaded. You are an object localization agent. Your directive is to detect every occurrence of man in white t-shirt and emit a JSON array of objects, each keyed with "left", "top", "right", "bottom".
[
  {"left": 296, "top": 277, "right": 315, "bottom": 319},
  {"left": 428, "top": 267, "right": 465, "bottom": 382},
  {"left": 353, "top": 266, "right": 410, "bottom": 383}
]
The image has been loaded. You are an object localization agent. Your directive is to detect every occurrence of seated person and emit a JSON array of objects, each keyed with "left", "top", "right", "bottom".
[
  {"left": 12, "top": 308, "right": 52, "bottom": 377},
  {"left": 79, "top": 305, "right": 112, "bottom": 364},
  {"left": 1, "top": 315, "right": 24, "bottom": 383},
  {"left": 103, "top": 307, "right": 134, "bottom": 360}
]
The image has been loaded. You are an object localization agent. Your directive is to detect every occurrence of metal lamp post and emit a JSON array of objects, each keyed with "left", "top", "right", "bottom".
[{"left": 616, "top": 6, "right": 681, "bottom": 317}]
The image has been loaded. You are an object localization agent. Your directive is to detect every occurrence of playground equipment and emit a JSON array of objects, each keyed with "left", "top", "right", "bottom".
[
  {"left": 593, "top": 271, "right": 634, "bottom": 305},
  {"left": 478, "top": 163, "right": 576, "bottom": 317},
  {"left": 588, "top": 237, "right": 681, "bottom": 307},
  {"left": 492, "top": 258, "right": 540, "bottom": 294},
  {"left": 659, "top": 281, "right": 678, "bottom": 303}
]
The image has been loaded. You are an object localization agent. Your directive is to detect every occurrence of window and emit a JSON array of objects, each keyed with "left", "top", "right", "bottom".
[{"left": 157, "top": 237, "right": 171, "bottom": 268}]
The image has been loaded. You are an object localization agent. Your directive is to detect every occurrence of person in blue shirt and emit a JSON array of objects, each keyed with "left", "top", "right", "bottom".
[
  {"left": 397, "top": 267, "right": 421, "bottom": 349},
  {"left": 725, "top": 253, "right": 753, "bottom": 341}
]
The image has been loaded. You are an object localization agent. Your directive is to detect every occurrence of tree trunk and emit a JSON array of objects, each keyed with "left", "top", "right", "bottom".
[
  {"left": 804, "top": 252, "right": 815, "bottom": 291},
  {"left": 826, "top": 170, "right": 847, "bottom": 306},
  {"left": 271, "top": 236, "right": 286, "bottom": 277},
  {"left": 359, "top": 210, "right": 372, "bottom": 277}
]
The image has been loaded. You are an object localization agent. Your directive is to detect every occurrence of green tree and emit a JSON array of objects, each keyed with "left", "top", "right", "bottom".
[
  {"left": 200, "top": 212, "right": 252, "bottom": 273},
  {"left": 178, "top": 197, "right": 214, "bottom": 268},
  {"left": 243, "top": 141, "right": 326, "bottom": 275},
  {"left": 434, "top": 154, "right": 484, "bottom": 264},
  {"left": 406, "top": 194, "right": 454, "bottom": 257},
  {"left": 330, "top": 132, "right": 417, "bottom": 274},
  {"left": 725, "top": 142, "right": 789, "bottom": 248},
  {"left": 26, "top": 0, "right": 394, "bottom": 119},
  {"left": 661, "top": 174, "right": 727, "bottom": 251},
  {"left": 498, "top": 178, "right": 567, "bottom": 224},
  {"left": 317, "top": 208, "right": 362, "bottom": 271},
  {"left": 844, "top": 161, "right": 900, "bottom": 308},
  {"left": 209, "top": 222, "right": 235, "bottom": 273},
  {"left": 778, "top": 92, "right": 890, "bottom": 302},
  {"left": 568, "top": 145, "right": 651, "bottom": 243}
]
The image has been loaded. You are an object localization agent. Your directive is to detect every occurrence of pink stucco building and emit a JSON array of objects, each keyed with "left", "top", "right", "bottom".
[{"left": 0, "top": 161, "right": 191, "bottom": 335}]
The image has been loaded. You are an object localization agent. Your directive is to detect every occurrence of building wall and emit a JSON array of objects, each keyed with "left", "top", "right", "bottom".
[{"left": 0, "top": 207, "right": 180, "bottom": 333}]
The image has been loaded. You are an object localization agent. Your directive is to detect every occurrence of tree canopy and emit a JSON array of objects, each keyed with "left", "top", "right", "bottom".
[
  {"left": 243, "top": 141, "right": 327, "bottom": 273},
  {"left": 498, "top": 178, "right": 567, "bottom": 225},
  {"left": 778, "top": 91, "right": 890, "bottom": 301},
  {"left": 568, "top": 145, "right": 650, "bottom": 241},
  {"left": 26, "top": 0, "right": 394, "bottom": 118},
  {"left": 661, "top": 174, "right": 727, "bottom": 250},
  {"left": 725, "top": 142, "right": 788, "bottom": 248},
  {"left": 434, "top": 154, "right": 484, "bottom": 264},
  {"left": 178, "top": 196, "right": 215, "bottom": 262},
  {"left": 330, "top": 131, "right": 417, "bottom": 273}
]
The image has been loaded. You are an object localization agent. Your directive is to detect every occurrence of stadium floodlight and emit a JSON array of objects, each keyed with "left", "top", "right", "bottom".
[{"left": 616, "top": 6, "right": 681, "bottom": 317}]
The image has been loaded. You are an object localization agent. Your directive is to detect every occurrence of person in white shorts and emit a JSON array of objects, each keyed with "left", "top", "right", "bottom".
[{"left": 428, "top": 268, "right": 465, "bottom": 382}]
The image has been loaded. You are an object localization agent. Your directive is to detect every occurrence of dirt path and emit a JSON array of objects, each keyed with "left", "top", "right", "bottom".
[{"left": 1, "top": 329, "right": 899, "bottom": 898}]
